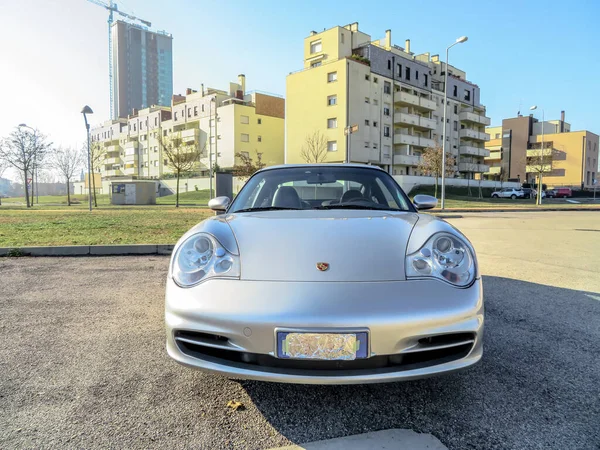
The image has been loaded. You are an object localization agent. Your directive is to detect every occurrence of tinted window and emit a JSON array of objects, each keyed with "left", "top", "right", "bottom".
[{"left": 230, "top": 167, "right": 414, "bottom": 212}]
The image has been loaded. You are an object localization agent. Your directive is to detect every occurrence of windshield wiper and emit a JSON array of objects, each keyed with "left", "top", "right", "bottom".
[
  {"left": 316, "top": 204, "right": 401, "bottom": 211},
  {"left": 233, "top": 206, "right": 302, "bottom": 213}
]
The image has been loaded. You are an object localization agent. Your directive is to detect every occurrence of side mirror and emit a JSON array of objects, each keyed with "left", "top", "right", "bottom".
[
  {"left": 208, "top": 196, "right": 230, "bottom": 212},
  {"left": 413, "top": 194, "right": 438, "bottom": 211}
]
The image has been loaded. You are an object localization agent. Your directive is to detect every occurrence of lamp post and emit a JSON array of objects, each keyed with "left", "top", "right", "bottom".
[
  {"left": 530, "top": 105, "right": 544, "bottom": 205},
  {"left": 441, "top": 36, "right": 468, "bottom": 210},
  {"left": 18, "top": 124, "right": 36, "bottom": 205},
  {"left": 81, "top": 106, "right": 94, "bottom": 212}
]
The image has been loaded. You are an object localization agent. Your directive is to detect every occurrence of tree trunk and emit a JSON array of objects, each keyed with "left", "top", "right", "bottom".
[
  {"left": 176, "top": 170, "right": 180, "bottom": 208},
  {"left": 91, "top": 172, "right": 98, "bottom": 207},
  {"left": 66, "top": 177, "right": 71, "bottom": 206},
  {"left": 434, "top": 177, "right": 438, "bottom": 199},
  {"left": 24, "top": 169, "right": 30, "bottom": 208},
  {"left": 30, "top": 171, "right": 34, "bottom": 206}
]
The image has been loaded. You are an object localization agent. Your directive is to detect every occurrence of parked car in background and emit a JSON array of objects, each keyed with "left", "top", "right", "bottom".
[
  {"left": 545, "top": 189, "right": 556, "bottom": 198},
  {"left": 491, "top": 188, "right": 525, "bottom": 199},
  {"left": 554, "top": 188, "right": 572, "bottom": 198},
  {"left": 521, "top": 188, "right": 535, "bottom": 199}
]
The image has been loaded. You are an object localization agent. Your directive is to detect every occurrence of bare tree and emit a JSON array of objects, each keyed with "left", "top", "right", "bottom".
[
  {"left": 0, "top": 160, "right": 7, "bottom": 206},
  {"left": 87, "top": 141, "right": 105, "bottom": 207},
  {"left": 51, "top": 146, "right": 85, "bottom": 206},
  {"left": 417, "top": 144, "right": 456, "bottom": 198},
  {"left": 527, "top": 143, "right": 555, "bottom": 205},
  {"left": 158, "top": 132, "right": 202, "bottom": 207},
  {"left": 300, "top": 131, "right": 329, "bottom": 163},
  {"left": 233, "top": 151, "right": 266, "bottom": 181},
  {"left": 0, "top": 127, "right": 50, "bottom": 208}
]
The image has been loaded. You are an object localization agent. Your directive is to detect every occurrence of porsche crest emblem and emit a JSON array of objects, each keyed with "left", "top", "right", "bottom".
[{"left": 316, "top": 262, "right": 330, "bottom": 272}]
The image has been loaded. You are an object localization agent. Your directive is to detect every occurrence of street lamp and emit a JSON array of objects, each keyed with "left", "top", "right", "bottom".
[
  {"left": 18, "top": 123, "right": 37, "bottom": 205},
  {"left": 441, "top": 36, "right": 468, "bottom": 210},
  {"left": 81, "top": 105, "right": 94, "bottom": 212},
  {"left": 530, "top": 105, "right": 544, "bottom": 205}
]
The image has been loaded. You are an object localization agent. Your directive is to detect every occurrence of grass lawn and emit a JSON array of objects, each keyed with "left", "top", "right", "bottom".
[{"left": 0, "top": 208, "right": 212, "bottom": 247}]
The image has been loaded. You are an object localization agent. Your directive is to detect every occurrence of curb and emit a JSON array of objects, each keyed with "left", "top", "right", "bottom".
[{"left": 0, "top": 244, "right": 174, "bottom": 257}]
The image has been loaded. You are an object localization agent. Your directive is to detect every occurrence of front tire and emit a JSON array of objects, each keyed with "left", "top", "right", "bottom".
[
  {"left": 511, "top": 194, "right": 517, "bottom": 199},
  {"left": 492, "top": 194, "right": 499, "bottom": 198}
]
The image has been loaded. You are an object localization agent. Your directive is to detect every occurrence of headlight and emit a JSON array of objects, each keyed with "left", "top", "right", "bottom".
[
  {"left": 172, "top": 232, "right": 240, "bottom": 287},
  {"left": 406, "top": 232, "right": 476, "bottom": 287}
]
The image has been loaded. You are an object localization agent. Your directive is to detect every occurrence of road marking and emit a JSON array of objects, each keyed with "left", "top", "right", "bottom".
[
  {"left": 566, "top": 199, "right": 580, "bottom": 203},
  {"left": 585, "top": 294, "right": 600, "bottom": 302},
  {"left": 268, "top": 429, "right": 448, "bottom": 450}
]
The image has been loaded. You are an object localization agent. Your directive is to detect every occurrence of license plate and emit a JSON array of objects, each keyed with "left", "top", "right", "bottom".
[{"left": 277, "top": 332, "right": 368, "bottom": 360}]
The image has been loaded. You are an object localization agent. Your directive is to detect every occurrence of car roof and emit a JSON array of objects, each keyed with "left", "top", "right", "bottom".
[{"left": 257, "top": 163, "right": 385, "bottom": 173}]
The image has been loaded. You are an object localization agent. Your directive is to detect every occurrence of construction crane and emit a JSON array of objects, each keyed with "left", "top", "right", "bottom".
[{"left": 86, "top": 0, "right": 151, "bottom": 119}]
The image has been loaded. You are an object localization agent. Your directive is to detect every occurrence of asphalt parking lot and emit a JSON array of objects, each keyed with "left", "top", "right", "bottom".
[{"left": 1, "top": 211, "right": 599, "bottom": 449}]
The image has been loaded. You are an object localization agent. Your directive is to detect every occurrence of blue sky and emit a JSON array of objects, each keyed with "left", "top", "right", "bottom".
[{"left": 1, "top": 0, "right": 599, "bottom": 152}]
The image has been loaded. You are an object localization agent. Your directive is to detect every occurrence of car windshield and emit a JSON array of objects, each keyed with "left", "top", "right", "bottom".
[{"left": 229, "top": 166, "right": 414, "bottom": 213}]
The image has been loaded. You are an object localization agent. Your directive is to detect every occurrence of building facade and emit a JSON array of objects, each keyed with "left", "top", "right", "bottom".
[
  {"left": 484, "top": 112, "right": 598, "bottom": 188},
  {"left": 91, "top": 75, "right": 285, "bottom": 180},
  {"left": 286, "top": 23, "right": 490, "bottom": 178},
  {"left": 112, "top": 21, "right": 173, "bottom": 119}
]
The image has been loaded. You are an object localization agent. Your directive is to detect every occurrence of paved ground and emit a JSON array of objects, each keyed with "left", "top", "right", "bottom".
[{"left": 1, "top": 211, "right": 599, "bottom": 449}]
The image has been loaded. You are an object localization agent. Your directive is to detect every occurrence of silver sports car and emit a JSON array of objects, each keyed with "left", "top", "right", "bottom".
[{"left": 165, "top": 164, "right": 483, "bottom": 384}]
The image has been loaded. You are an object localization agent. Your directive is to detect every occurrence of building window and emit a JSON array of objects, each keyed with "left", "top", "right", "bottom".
[
  {"left": 311, "top": 61, "right": 322, "bottom": 68},
  {"left": 383, "top": 81, "right": 391, "bottom": 94},
  {"left": 241, "top": 133, "right": 249, "bottom": 142},
  {"left": 397, "top": 64, "right": 402, "bottom": 78},
  {"left": 257, "top": 118, "right": 262, "bottom": 124},
  {"left": 454, "top": 104, "right": 458, "bottom": 114},
  {"left": 174, "top": 112, "right": 177, "bottom": 120},
  {"left": 405, "top": 67, "right": 410, "bottom": 80},
  {"left": 365, "top": 141, "right": 370, "bottom": 148},
  {"left": 327, "top": 118, "right": 337, "bottom": 129},
  {"left": 373, "top": 77, "right": 378, "bottom": 84},
  {"left": 188, "top": 108, "right": 192, "bottom": 117},
  {"left": 154, "top": 161, "right": 159, "bottom": 167},
  {"left": 164, "top": 159, "right": 168, "bottom": 166},
  {"left": 453, "top": 121, "right": 458, "bottom": 131},
  {"left": 383, "top": 107, "right": 390, "bottom": 116},
  {"left": 310, "top": 40, "right": 322, "bottom": 54},
  {"left": 373, "top": 121, "right": 378, "bottom": 127},
  {"left": 384, "top": 126, "right": 390, "bottom": 137},
  {"left": 163, "top": 130, "right": 167, "bottom": 136},
  {"left": 365, "top": 74, "right": 370, "bottom": 81},
  {"left": 424, "top": 74, "right": 428, "bottom": 87},
  {"left": 416, "top": 71, "right": 419, "bottom": 80},
  {"left": 495, "top": 133, "right": 500, "bottom": 139},
  {"left": 453, "top": 85, "right": 458, "bottom": 97},
  {"left": 194, "top": 106, "right": 198, "bottom": 116},
  {"left": 387, "top": 60, "right": 391, "bottom": 70},
  {"left": 327, "top": 95, "right": 337, "bottom": 106},
  {"left": 341, "top": 33, "right": 345, "bottom": 44},
  {"left": 365, "top": 120, "right": 370, "bottom": 126},
  {"left": 373, "top": 143, "right": 378, "bottom": 149},
  {"left": 327, "top": 141, "right": 337, "bottom": 152},
  {"left": 365, "top": 97, "right": 370, "bottom": 103},
  {"left": 258, "top": 136, "right": 262, "bottom": 142},
  {"left": 464, "top": 89, "right": 471, "bottom": 101},
  {"left": 202, "top": 104, "right": 205, "bottom": 112},
  {"left": 327, "top": 72, "right": 337, "bottom": 82},
  {"left": 240, "top": 115, "right": 249, "bottom": 124},
  {"left": 373, "top": 99, "right": 378, "bottom": 105}
]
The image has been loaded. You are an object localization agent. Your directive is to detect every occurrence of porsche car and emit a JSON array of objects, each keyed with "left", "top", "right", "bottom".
[{"left": 165, "top": 164, "right": 483, "bottom": 384}]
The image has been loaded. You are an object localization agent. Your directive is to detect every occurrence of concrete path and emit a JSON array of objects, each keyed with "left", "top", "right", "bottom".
[{"left": 269, "top": 429, "right": 447, "bottom": 450}]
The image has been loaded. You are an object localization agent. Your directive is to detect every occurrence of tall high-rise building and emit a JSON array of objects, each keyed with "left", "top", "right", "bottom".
[
  {"left": 112, "top": 20, "right": 173, "bottom": 119},
  {"left": 286, "top": 23, "right": 491, "bottom": 178}
]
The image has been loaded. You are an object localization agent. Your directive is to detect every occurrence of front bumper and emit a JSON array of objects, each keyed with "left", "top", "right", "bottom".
[{"left": 165, "top": 278, "right": 484, "bottom": 384}]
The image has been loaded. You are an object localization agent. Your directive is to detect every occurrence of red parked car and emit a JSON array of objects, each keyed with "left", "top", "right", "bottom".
[{"left": 554, "top": 188, "right": 572, "bottom": 198}]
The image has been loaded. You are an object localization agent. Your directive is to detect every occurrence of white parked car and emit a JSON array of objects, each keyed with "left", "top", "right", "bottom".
[{"left": 491, "top": 188, "right": 525, "bottom": 199}]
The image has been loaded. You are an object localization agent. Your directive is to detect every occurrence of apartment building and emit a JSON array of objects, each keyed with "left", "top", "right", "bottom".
[
  {"left": 286, "top": 23, "right": 490, "bottom": 178},
  {"left": 112, "top": 21, "right": 173, "bottom": 119},
  {"left": 484, "top": 112, "right": 598, "bottom": 188},
  {"left": 91, "top": 75, "right": 285, "bottom": 180}
]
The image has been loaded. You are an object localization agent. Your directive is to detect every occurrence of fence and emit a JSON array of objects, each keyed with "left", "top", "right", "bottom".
[{"left": 393, "top": 175, "right": 520, "bottom": 195}]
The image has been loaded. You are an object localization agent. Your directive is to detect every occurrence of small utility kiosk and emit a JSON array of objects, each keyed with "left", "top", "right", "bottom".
[{"left": 111, "top": 181, "right": 156, "bottom": 205}]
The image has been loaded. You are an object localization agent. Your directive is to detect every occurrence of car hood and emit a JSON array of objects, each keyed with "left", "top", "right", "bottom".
[{"left": 225, "top": 210, "right": 419, "bottom": 282}]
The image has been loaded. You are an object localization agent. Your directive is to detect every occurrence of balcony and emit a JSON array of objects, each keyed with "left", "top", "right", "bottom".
[
  {"left": 459, "top": 145, "right": 490, "bottom": 158},
  {"left": 105, "top": 169, "right": 123, "bottom": 177},
  {"left": 123, "top": 153, "right": 139, "bottom": 162},
  {"left": 395, "top": 92, "right": 437, "bottom": 111},
  {"left": 124, "top": 141, "right": 139, "bottom": 150},
  {"left": 485, "top": 166, "right": 502, "bottom": 175},
  {"left": 458, "top": 162, "right": 490, "bottom": 173},
  {"left": 393, "top": 154, "right": 422, "bottom": 166},
  {"left": 394, "top": 132, "right": 435, "bottom": 148},
  {"left": 526, "top": 148, "right": 553, "bottom": 158},
  {"left": 459, "top": 129, "right": 490, "bottom": 141},
  {"left": 418, "top": 116, "right": 437, "bottom": 130},
  {"left": 104, "top": 156, "right": 122, "bottom": 164},
  {"left": 181, "top": 128, "right": 200, "bottom": 142},
  {"left": 394, "top": 112, "right": 420, "bottom": 127},
  {"left": 485, "top": 150, "right": 502, "bottom": 161},
  {"left": 459, "top": 111, "right": 491, "bottom": 126},
  {"left": 526, "top": 164, "right": 552, "bottom": 173}
]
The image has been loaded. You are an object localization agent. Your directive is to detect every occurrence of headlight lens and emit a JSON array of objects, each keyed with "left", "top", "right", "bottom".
[
  {"left": 406, "top": 232, "right": 475, "bottom": 287},
  {"left": 172, "top": 232, "right": 240, "bottom": 287}
]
